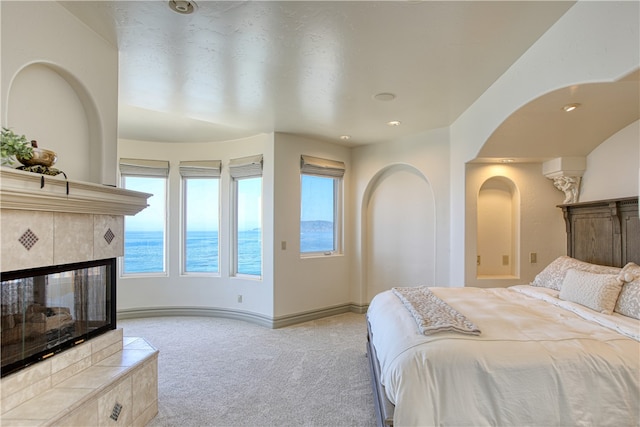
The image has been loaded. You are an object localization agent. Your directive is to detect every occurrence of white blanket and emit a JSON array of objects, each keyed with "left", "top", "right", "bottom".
[{"left": 367, "top": 286, "right": 640, "bottom": 427}]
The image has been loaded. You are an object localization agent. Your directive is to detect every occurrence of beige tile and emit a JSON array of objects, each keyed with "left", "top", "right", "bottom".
[
  {"left": 2, "top": 388, "right": 92, "bottom": 421},
  {"left": 1, "top": 210, "right": 54, "bottom": 271},
  {"left": 123, "top": 337, "right": 157, "bottom": 351},
  {"left": 94, "top": 215, "right": 124, "bottom": 259},
  {"left": 97, "top": 378, "right": 131, "bottom": 427},
  {"left": 98, "top": 348, "right": 157, "bottom": 369},
  {"left": 50, "top": 344, "right": 92, "bottom": 375},
  {"left": 52, "top": 398, "right": 98, "bottom": 427},
  {"left": 1, "top": 360, "right": 51, "bottom": 397},
  {"left": 0, "top": 419, "right": 45, "bottom": 427},
  {"left": 132, "top": 398, "right": 158, "bottom": 427},
  {"left": 53, "top": 213, "right": 93, "bottom": 265},
  {"left": 51, "top": 357, "right": 92, "bottom": 387},
  {"left": 131, "top": 358, "right": 158, "bottom": 418},
  {"left": 91, "top": 330, "right": 123, "bottom": 355},
  {"left": 1, "top": 375, "right": 51, "bottom": 415},
  {"left": 92, "top": 342, "right": 122, "bottom": 365},
  {"left": 55, "top": 366, "right": 128, "bottom": 390}
]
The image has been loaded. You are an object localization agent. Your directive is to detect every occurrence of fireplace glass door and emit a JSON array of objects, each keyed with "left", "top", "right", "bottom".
[{"left": 1, "top": 258, "right": 115, "bottom": 377}]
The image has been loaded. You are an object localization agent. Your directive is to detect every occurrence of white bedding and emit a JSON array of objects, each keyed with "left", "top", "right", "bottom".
[{"left": 367, "top": 285, "right": 640, "bottom": 427}]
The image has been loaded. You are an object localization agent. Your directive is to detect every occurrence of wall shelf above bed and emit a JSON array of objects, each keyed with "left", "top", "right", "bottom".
[{"left": 559, "top": 196, "right": 639, "bottom": 267}]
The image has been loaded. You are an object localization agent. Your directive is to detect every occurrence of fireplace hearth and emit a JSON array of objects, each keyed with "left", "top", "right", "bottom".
[{"left": 1, "top": 258, "right": 116, "bottom": 377}]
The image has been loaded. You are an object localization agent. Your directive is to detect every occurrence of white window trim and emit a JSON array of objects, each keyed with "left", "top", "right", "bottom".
[
  {"left": 230, "top": 155, "right": 263, "bottom": 278},
  {"left": 180, "top": 174, "right": 221, "bottom": 276},
  {"left": 119, "top": 164, "right": 169, "bottom": 277},
  {"left": 300, "top": 155, "right": 344, "bottom": 258}
]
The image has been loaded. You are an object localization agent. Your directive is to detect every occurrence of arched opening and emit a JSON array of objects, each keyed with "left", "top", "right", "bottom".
[
  {"left": 6, "top": 62, "right": 103, "bottom": 183},
  {"left": 362, "top": 164, "right": 436, "bottom": 301},
  {"left": 476, "top": 176, "right": 519, "bottom": 278}
]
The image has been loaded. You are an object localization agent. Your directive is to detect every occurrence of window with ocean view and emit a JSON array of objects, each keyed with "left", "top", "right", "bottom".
[
  {"left": 180, "top": 161, "right": 222, "bottom": 275},
  {"left": 122, "top": 176, "right": 167, "bottom": 274},
  {"left": 183, "top": 178, "right": 219, "bottom": 274},
  {"left": 234, "top": 177, "right": 262, "bottom": 276},
  {"left": 230, "top": 155, "right": 263, "bottom": 277},
  {"left": 300, "top": 155, "right": 345, "bottom": 255}
]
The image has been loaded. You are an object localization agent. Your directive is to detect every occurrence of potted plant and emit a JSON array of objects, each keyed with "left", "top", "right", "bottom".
[{"left": 1, "top": 127, "right": 33, "bottom": 166}]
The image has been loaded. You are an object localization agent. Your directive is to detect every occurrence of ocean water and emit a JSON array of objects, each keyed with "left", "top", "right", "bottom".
[{"left": 124, "top": 228, "right": 333, "bottom": 275}]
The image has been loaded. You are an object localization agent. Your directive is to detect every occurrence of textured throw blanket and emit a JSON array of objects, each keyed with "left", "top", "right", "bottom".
[{"left": 392, "top": 286, "right": 481, "bottom": 336}]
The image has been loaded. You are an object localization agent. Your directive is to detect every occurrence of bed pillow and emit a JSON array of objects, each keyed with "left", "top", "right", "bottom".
[
  {"left": 532, "top": 256, "right": 621, "bottom": 291},
  {"left": 615, "top": 263, "right": 640, "bottom": 320},
  {"left": 532, "top": 256, "right": 571, "bottom": 290},
  {"left": 559, "top": 269, "right": 623, "bottom": 314}
]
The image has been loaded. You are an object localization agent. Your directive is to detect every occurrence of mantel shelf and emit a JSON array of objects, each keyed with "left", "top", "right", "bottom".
[{"left": 0, "top": 167, "right": 150, "bottom": 216}]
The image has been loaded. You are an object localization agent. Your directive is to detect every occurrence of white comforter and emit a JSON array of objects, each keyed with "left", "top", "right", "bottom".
[{"left": 367, "top": 286, "right": 640, "bottom": 427}]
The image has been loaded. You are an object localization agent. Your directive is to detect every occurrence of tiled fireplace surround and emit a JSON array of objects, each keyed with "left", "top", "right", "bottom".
[{"left": 0, "top": 167, "right": 158, "bottom": 426}]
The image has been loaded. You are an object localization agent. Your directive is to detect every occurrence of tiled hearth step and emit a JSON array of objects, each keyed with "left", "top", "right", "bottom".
[{"left": 0, "top": 329, "right": 159, "bottom": 426}]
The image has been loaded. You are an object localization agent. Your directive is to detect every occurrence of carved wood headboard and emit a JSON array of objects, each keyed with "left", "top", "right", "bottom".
[{"left": 559, "top": 197, "right": 639, "bottom": 267}]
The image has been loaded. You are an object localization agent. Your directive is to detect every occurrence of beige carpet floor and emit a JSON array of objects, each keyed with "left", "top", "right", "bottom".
[{"left": 119, "top": 312, "right": 378, "bottom": 427}]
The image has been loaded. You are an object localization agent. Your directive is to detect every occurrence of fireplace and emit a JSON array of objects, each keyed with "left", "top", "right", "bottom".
[
  {"left": 1, "top": 168, "right": 157, "bottom": 426},
  {"left": 1, "top": 258, "right": 116, "bottom": 377}
]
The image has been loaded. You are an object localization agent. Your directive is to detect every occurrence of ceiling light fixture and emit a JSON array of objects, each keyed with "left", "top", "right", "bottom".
[
  {"left": 562, "top": 103, "right": 581, "bottom": 112},
  {"left": 169, "top": 0, "right": 197, "bottom": 14},
  {"left": 387, "top": 120, "right": 401, "bottom": 127},
  {"left": 339, "top": 135, "right": 351, "bottom": 141},
  {"left": 501, "top": 159, "right": 515, "bottom": 163}
]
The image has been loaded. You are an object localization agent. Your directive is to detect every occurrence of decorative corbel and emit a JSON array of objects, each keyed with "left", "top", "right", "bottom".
[
  {"left": 542, "top": 157, "right": 586, "bottom": 204},
  {"left": 552, "top": 175, "right": 581, "bottom": 204}
]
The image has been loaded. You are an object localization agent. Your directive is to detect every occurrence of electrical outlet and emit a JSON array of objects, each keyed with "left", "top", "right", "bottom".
[
  {"left": 530, "top": 252, "right": 537, "bottom": 263},
  {"left": 502, "top": 255, "right": 509, "bottom": 265},
  {"left": 237, "top": 295, "right": 243, "bottom": 303},
  {"left": 281, "top": 241, "right": 287, "bottom": 250},
  {"left": 477, "top": 255, "right": 481, "bottom": 266}
]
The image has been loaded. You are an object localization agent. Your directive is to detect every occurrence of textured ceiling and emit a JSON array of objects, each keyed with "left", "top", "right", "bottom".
[{"left": 58, "top": 1, "right": 637, "bottom": 160}]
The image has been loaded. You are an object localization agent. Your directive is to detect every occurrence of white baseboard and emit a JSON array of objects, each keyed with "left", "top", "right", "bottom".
[{"left": 117, "top": 303, "right": 369, "bottom": 329}]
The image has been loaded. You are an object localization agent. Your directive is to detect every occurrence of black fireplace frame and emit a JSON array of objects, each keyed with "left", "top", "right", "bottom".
[{"left": 1, "top": 258, "right": 116, "bottom": 377}]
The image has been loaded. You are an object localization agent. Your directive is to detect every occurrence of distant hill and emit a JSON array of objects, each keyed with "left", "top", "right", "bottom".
[{"left": 301, "top": 220, "right": 333, "bottom": 232}]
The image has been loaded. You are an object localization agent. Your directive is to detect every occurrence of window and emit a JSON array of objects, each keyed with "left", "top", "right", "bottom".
[
  {"left": 230, "top": 155, "right": 263, "bottom": 277},
  {"left": 300, "top": 155, "right": 345, "bottom": 255},
  {"left": 119, "top": 158, "right": 169, "bottom": 275},
  {"left": 180, "top": 161, "right": 221, "bottom": 274}
]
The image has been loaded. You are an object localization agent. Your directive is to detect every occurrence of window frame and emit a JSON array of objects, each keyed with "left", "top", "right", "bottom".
[
  {"left": 229, "top": 155, "right": 264, "bottom": 279},
  {"left": 119, "top": 159, "right": 170, "bottom": 277},
  {"left": 299, "top": 155, "right": 345, "bottom": 258},
  {"left": 181, "top": 176, "right": 221, "bottom": 276}
]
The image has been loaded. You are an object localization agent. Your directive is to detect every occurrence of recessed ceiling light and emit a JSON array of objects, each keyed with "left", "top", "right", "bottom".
[
  {"left": 339, "top": 135, "right": 351, "bottom": 141},
  {"left": 501, "top": 159, "right": 515, "bottom": 163},
  {"left": 373, "top": 92, "right": 396, "bottom": 102},
  {"left": 387, "top": 120, "right": 401, "bottom": 127},
  {"left": 169, "top": 0, "right": 197, "bottom": 14},
  {"left": 562, "top": 103, "right": 581, "bottom": 112}
]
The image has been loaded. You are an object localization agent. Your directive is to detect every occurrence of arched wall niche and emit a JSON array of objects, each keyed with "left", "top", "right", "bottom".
[
  {"left": 476, "top": 176, "right": 520, "bottom": 279},
  {"left": 5, "top": 61, "right": 103, "bottom": 183},
  {"left": 361, "top": 163, "right": 436, "bottom": 302}
]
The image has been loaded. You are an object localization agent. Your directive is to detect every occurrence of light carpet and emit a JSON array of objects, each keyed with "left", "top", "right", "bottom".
[{"left": 119, "top": 312, "right": 377, "bottom": 427}]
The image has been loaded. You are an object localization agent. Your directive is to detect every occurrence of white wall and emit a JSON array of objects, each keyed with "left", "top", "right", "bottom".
[
  {"left": 580, "top": 120, "right": 639, "bottom": 202},
  {"left": 272, "top": 133, "right": 352, "bottom": 317},
  {"left": 117, "top": 135, "right": 276, "bottom": 319},
  {"left": 1, "top": 1, "right": 118, "bottom": 185},
  {"left": 350, "top": 127, "right": 450, "bottom": 303},
  {"left": 450, "top": 1, "right": 640, "bottom": 285}
]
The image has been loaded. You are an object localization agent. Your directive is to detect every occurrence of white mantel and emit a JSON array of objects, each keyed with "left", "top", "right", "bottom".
[{"left": 0, "top": 167, "right": 150, "bottom": 272}]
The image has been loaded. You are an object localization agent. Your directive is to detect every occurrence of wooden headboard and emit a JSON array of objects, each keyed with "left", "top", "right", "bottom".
[{"left": 559, "top": 197, "right": 639, "bottom": 267}]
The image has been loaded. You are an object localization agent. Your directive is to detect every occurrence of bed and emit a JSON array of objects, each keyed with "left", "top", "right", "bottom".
[{"left": 366, "top": 197, "right": 640, "bottom": 426}]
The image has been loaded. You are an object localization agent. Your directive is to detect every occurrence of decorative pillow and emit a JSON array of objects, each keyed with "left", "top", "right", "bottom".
[
  {"left": 532, "top": 256, "right": 621, "bottom": 291},
  {"left": 559, "top": 269, "right": 623, "bottom": 314},
  {"left": 615, "top": 263, "right": 640, "bottom": 320}
]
